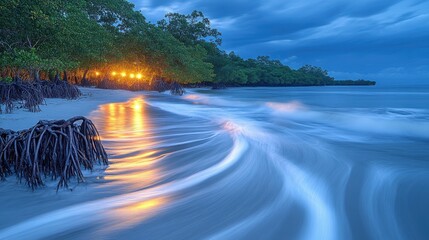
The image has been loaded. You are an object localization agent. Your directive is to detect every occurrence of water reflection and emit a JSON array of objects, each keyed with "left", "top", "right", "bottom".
[
  {"left": 93, "top": 97, "right": 168, "bottom": 223},
  {"left": 104, "top": 197, "right": 169, "bottom": 234}
]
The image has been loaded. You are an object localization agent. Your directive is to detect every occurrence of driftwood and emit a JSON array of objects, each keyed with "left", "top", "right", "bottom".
[{"left": 0, "top": 116, "right": 108, "bottom": 190}]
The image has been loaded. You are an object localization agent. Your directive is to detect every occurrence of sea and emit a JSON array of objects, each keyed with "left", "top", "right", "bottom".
[{"left": 0, "top": 85, "right": 428, "bottom": 239}]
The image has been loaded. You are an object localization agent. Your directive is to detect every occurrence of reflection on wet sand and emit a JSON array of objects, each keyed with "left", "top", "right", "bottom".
[
  {"left": 102, "top": 197, "right": 169, "bottom": 235},
  {"left": 94, "top": 97, "right": 168, "bottom": 224}
]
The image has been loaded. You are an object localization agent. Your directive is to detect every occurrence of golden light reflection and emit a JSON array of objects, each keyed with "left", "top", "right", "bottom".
[
  {"left": 95, "top": 71, "right": 100, "bottom": 76},
  {"left": 95, "top": 97, "right": 169, "bottom": 229},
  {"left": 130, "top": 73, "right": 135, "bottom": 79},
  {"left": 132, "top": 197, "right": 167, "bottom": 211},
  {"left": 111, "top": 71, "right": 117, "bottom": 76},
  {"left": 106, "top": 197, "right": 169, "bottom": 232},
  {"left": 136, "top": 73, "right": 143, "bottom": 79},
  {"left": 121, "top": 72, "right": 127, "bottom": 77},
  {"left": 97, "top": 97, "right": 163, "bottom": 187}
]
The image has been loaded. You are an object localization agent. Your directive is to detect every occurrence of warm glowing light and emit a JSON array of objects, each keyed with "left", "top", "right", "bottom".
[
  {"left": 130, "top": 73, "right": 135, "bottom": 79},
  {"left": 99, "top": 98, "right": 161, "bottom": 188},
  {"left": 95, "top": 72, "right": 100, "bottom": 76},
  {"left": 132, "top": 100, "right": 142, "bottom": 111},
  {"left": 133, "top": 198, "right": 166, "bottom": 210},
  {"left": 112, "top": 71, "right": 117, "bottom": 76},
  {"left": 136, "top": 73, "right": 142, "bottom": 79},
  {"left": 108, "top": 197, "right": 169, "bottom": 231},
  {"left": 121, "top": 72, "right": 126, "bottom": 77}
]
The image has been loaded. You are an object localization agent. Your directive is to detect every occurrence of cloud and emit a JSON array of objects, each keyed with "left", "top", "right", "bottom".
[{"left": 131, "top": 0, "right": 429, "bottom": 84}]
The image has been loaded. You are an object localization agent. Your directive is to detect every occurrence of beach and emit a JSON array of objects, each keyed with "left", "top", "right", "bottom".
[{"left": 0, "top": 87, "right": 138, "bottom": 130}]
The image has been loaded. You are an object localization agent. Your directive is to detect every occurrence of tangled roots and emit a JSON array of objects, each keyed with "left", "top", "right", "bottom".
[{"left": 0, "top": 116, "right": 107, "bottom": 190}]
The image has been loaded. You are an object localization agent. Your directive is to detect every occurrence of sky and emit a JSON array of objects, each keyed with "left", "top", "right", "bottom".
[{"left": 131, "top": 0, "right": 429, "bottom": 85}]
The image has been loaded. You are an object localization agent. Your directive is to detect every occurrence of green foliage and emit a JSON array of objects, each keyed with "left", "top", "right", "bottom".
[
  {"left": 0, "top": 0, "right": 368, "bottom": 86},
  {"left": 203, "top": 51, "right": 335, "bottom": 86},
  {"left": 158, "top": 10, "right": 222, "bottom": 46},
  {"left": 0, "top": 0, "right": 215, "bottom": 83},
  {"left": 328, "top": 79, "right": 376, "bottom": 86},
  {"left": 1, "top": 77, "right": 13, "bottom": 83}
]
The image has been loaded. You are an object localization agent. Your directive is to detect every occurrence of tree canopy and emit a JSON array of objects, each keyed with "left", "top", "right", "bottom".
[{"left": 0, "top": 0, "right": 374, "bottom": 86}]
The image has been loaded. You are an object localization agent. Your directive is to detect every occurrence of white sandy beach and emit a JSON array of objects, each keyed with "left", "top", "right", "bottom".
[{"left": 0, "top": 87, "right": 138, "bottom": 131}]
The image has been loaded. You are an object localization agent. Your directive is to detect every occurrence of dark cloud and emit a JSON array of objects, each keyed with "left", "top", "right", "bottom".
[{"left": 132, "top": 0, "right": 429, "bottom": 84}]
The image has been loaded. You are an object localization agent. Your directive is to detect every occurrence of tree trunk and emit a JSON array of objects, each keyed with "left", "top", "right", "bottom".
[
  {"left": 63, "top": 70, "right": 68, "bottom": 82},
  {"left": 1, "top": 68, "right": 6, "bottom": 79},
  {"left": 15, "top": 68, "right": 22, "bottom": 83},
  {"left": 34, "top": 69, "right": 40, "bottom": 81},
  {"left": 54, "top": 71, "right": 60, "bottom": 82},
  {"left": 48, "top": 71, "right": 55, "bottom": 81},
  {"left": 82, "top": 69, "right": 88, "bottom": 82}
]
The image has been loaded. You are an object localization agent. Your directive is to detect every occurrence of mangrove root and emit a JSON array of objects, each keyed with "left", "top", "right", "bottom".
[
  {"left": 170, "top": 81, "right": 185, "bottom": 96},
  {"left": 0, "top": 80, "right": 81, "bottom": 114},
  {"left": 0, "top": 116, "right": 108, "bottom": 190},
  {"left": 0, "top": 81, "right": 44, "bottom": 113},
  {"left": 36, "top": 80, "right": 81, "bottom": 100},
  {"left": 152, "top": 79, "right": 170, "bottom": 93}
]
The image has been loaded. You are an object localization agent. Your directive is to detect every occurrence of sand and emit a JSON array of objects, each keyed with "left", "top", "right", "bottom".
[{"left": 0, "top": 87, "right": 138, "bottom": 131}]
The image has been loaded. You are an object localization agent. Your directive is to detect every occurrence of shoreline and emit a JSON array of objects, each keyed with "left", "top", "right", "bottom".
[
  {"left": 0, "top": 87, "right": 138, "bottom": 131},
  {"left": 0, "top": 84, "right": 381, "bottom": 132}
]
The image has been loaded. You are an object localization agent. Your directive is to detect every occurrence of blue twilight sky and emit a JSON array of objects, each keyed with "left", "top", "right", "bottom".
[{"left": 131, "top": 0, "right": 429, "bottom": 85}]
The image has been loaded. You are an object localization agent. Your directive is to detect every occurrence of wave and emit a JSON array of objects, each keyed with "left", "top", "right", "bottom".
[
  {"left": 2, "top": 88, "right": 429, "bottom": 239},
  {"left": 266, "top": 102, "right": 429, "bottom": 139},
  {"left": 0, "top": 117, "right": 248, "bottom": 239}
]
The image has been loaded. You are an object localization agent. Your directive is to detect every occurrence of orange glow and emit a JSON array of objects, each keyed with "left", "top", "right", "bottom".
[
  {"left": 132, "top": 100, "right": 142, "bottom": 111},
  {"left": 105, "top": 197, "right": 169, "bottom": 232},
  {"left": 98, "top": 98, "right": 161, "bottom": 188},
  {"left": 101, "top": 69, "right": 151, "bottom": 81},
  {"left": 132, "top": 197, "right": 167, "bottom": 210},
  {"left": 91, "top": 98, "right": 170, "bottom": 233}
]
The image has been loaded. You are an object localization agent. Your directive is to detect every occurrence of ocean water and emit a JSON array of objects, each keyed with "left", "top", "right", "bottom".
[{"left": 0, "top": 86, "right": 428, "bottom": 239}]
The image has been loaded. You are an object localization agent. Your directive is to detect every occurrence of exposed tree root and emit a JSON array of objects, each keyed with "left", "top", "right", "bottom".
[
  {"left": 212, "top": 83, "right": 227, "bottom": 90},
  {"left": 0, "top": 81, "right": 44, "bottom": 113},
  {"left": 170, "top": 81, "right": 185, "bottom": 96},
  {"left": 94, "top": 78, "right": 186, "bottom": 95},
  {"left": 0, "top": 80, "right": 81, "bottom": 114},
  {"left": 152, "top": 78, "right": 170, "bottom": 92},
  {"left": 37, "top": 80, "right": 81, "bottom": 99},
  {"left": 0, "top": 116, "right": 108, "bottom": 190}
]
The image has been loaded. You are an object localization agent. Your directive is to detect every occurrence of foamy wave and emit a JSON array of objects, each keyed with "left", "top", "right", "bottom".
[{"left": 267, "top": 102, "right": 429, "bottom": 139}]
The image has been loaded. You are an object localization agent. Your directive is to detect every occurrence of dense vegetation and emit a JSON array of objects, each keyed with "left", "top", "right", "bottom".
[{"left": 0, "top": 0, "right": 374, "bottom": 89}]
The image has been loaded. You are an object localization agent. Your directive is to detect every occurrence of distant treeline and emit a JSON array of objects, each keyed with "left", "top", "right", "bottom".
[
  {"left": 0, "top": 0, "right": 375, "bottom": 87},
  {"left": 327, "top": 80, "right": 376, "bottom": 86}
]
